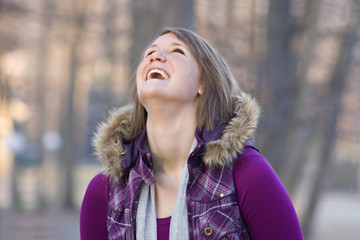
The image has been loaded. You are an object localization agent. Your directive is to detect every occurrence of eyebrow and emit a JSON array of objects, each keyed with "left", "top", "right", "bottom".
[{"left": 148, "top": 42, "right": 185, "bottom": 49}]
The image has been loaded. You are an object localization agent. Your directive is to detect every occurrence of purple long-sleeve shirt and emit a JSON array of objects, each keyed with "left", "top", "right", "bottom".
[{"left": 80, "top": 147, "right": 303, "bottom": 240}]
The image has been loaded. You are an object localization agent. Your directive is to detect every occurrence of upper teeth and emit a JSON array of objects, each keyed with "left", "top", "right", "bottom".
[{"left": 147, "top": 69, "right": 169, "bottom": 80}]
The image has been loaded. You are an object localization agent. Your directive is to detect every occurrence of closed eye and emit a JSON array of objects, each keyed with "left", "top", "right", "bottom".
[
  {"left": 145, "top": 50, "right": 155, "bottom": 57},
  {"left": 173, "top": 48, "right": 185, "bottom": 55}
]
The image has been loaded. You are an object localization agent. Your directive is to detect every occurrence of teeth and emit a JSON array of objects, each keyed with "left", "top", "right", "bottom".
[{"left": 147, "top": 69, "right": 169, "bottom": 80}]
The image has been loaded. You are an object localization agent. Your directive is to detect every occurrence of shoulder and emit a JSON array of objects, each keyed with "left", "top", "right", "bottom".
[
  {"left": 87, "top": 173, "right": 110, "bottom": 195},
  {"left": 80, "top": 173, "right": 110, "bottom": 239},
  {"left": 234, "top": 146, "right": 275, "bottom": 180},
  {"left": 81, "top": 173, "right": 110, "bottom": 211},
  {"left": 233, "top": 146, "right": 289, "bottom": 209}
]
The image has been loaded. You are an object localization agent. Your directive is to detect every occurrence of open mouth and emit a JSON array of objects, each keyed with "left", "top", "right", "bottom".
[{"left": 146, "top": 69, "right": 169, "bottom": 80}]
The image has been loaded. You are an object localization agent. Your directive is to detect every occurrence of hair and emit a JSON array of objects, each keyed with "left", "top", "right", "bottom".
[{"left": 127, "top": 27, "right": 242, "bottom": 139}]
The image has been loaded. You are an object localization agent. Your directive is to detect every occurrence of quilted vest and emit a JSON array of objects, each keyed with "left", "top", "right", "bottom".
[{"left": 107, "top": 143, "right": 251, "bottom": 240}]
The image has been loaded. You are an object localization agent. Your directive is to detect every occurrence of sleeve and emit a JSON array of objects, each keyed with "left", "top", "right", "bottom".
[
  {"left": 80, "top": 173, "right": 109, "bottom": 240},
  {"left": 234, "top": 147, "right": 304, "bottom": 240}
]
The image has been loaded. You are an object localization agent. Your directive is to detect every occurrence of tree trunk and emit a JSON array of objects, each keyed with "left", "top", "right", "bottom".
[
  {"left": 279, "top": 0, "right": 321, "bottom": 194},
  {"left": 60, "top": 0, "right": 91, "bottom": 209},
  {"left": 31, "top": 0, "right": 55, "bottom": 210},
  {"left": 257, "top": 0, "right": 296, "bottom": 171}
]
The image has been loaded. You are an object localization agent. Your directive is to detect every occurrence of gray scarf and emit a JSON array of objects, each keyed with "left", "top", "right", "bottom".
[{"left": 136, "top": 140, "right": 197, "bottom": 240}]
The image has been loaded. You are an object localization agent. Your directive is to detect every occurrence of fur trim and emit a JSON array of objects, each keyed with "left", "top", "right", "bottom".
[
  {"left": 93, "top": 105, "right": 133, "bottom": 180},
  {"left": 93, "top": 93, "right": 261, "bottom": 181},
  {"left": 203, "top": 93, "right": 261, "bottom": 167}
]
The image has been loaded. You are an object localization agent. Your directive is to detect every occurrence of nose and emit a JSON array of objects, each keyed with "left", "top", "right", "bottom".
[{"left": 149, "top": 51, "right": 166, "bottom": 63}]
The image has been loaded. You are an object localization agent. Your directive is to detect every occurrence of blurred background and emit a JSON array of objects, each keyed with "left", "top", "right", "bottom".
[{"left": 0, "top": 0, "right": 359, "bottom": 239}]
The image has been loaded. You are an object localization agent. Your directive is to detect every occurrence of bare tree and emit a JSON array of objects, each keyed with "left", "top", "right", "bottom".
[
  {"left": 257, "top": 0, "right": 297, "bottom": 171},
  {"left": 300, "top": 2, "right": 360, "bottom": 236},
  {"left": 279, "top": 0, "right": 321, "bottom": 195},
  {"left": 60, "top": 0, "right": 92, "bottom": 209},
  {"left": 32, "top": 1, "right": 56, "bottom": 209}
]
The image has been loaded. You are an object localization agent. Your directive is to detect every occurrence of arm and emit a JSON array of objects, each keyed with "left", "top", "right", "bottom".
[
  {"left": 80, "top": 173, "right": 109, "bottom": 240},
  {"left": 234, "top": 147, "right": 303, "bottom": 240}
]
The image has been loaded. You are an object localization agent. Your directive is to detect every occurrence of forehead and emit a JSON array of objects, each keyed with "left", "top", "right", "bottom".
[{"left": 148, "top": 32, "right": 187, "bottom": 48}]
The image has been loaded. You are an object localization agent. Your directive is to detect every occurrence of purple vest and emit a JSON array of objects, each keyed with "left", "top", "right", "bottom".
[{"left": 107, "top": 130, "right": 251, "bottom": 239}]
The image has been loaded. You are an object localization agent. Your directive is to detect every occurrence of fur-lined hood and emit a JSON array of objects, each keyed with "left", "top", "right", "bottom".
[{"left": 93, "top": 93, "right": 261, "bottom": 182}]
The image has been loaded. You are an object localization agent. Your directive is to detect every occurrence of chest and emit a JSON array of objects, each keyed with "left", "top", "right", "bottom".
[
  {"left": 155, "top": 180, "right": 179, "bottom": 218},
  {"left": 107, "top": 163, "right": 251, "bottom": 240}
]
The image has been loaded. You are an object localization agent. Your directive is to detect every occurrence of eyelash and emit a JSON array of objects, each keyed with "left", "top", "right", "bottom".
[
  {"left": 145, "top": 48, "right": 185, "bottom": 57},
  {"left": 173, "top": 48, "right": 185, "bottom": 55},
  {"left": 145, "top": 50, "right": 155, "bottom": 57}
]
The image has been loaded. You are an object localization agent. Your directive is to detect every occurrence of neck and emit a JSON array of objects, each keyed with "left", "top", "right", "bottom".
[{"left": 145, "top": 104, "right": 197, "bottom": 176}]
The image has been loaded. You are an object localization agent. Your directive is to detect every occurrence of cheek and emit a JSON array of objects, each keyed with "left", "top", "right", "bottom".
[
  {"left": 136, "top": 63, "right": 145, "bottom": 86},
  {"left": 136, "top": 65, "right": 143, "bottom": 81},
  {"left": 136, "top": 58, "right": 148, "bottom": 78},
  {"left": 190, "top": 65, "right": 201, "bottom": 91},
  {"left": 135, "top": 67, "right": 144, "bottom": 101}
]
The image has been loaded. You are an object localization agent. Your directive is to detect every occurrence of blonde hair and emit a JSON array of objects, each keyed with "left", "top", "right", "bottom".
[{"left": 128, "top": 27, "right": 241, "bottom": 139}]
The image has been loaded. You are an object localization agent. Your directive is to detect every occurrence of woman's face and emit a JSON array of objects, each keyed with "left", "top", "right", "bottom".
[{"left": 136, "top": 33, "right": 202, "bottom": 108}]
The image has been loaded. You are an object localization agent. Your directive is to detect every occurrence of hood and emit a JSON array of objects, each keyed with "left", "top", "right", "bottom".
[{"left": 93, "top": 93, "right": 261, "bottom": 182}]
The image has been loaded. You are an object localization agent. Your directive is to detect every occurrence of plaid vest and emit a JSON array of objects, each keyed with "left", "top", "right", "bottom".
[{"left": 107, "top": 143, "right": 251, "bottom": 240}]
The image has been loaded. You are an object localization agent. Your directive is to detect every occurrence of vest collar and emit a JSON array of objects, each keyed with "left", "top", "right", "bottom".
[{"left": 93, "top": 93, "right": 261, "bottom": 182}]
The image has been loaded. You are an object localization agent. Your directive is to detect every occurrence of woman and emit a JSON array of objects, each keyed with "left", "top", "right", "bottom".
[{"left": 80, "top": 27, "right": 303, "bottom": 240}]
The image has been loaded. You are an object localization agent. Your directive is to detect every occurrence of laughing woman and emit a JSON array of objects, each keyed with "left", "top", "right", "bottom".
[{"left": 80, "top": 27, "right": 303, "bottom": 240}]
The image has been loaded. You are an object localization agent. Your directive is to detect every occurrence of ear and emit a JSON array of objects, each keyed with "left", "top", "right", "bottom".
[{"left": 198, "top": 83, "right": 204, "bottom": 95}]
